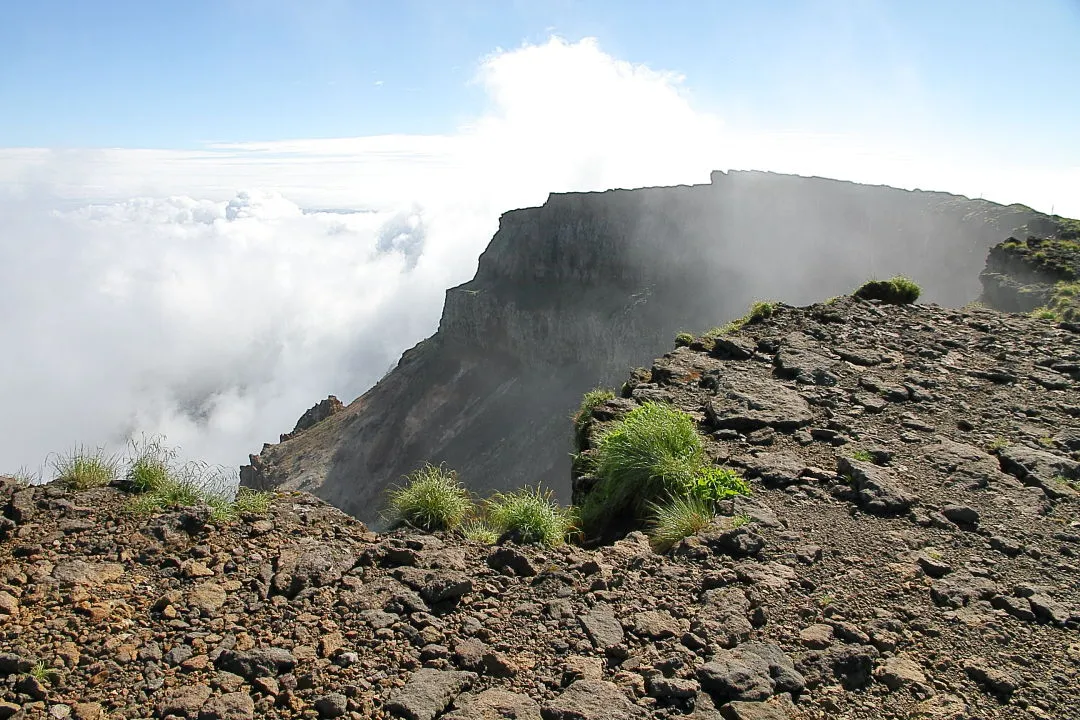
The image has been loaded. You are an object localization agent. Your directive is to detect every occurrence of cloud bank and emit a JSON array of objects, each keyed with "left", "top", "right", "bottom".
[{"left": 0, "top": 37, "right": 1076, "bottom": 478}]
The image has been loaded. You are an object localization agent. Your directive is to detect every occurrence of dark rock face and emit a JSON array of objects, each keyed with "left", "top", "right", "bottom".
[{"left": 241, "top": 171, "right": 1044, "bottom": 523}]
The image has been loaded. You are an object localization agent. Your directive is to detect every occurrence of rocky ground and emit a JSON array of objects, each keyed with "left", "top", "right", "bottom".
[{"left": 3, "top": 296, "right": 1080, "bottom": 720}]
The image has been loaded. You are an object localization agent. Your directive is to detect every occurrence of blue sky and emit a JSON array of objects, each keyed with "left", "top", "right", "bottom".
[{"left": 3, "top": 0, "right": 1079, "bottom": 165}]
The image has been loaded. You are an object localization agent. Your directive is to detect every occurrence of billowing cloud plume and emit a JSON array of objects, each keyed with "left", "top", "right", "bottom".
[{"left": 0, "top": 37, "right": 1075, "bottom": 477}]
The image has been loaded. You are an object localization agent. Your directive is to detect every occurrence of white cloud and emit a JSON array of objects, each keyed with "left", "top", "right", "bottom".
[{"left": 0, "top": 36, "right": 1076, "bottom": 477}]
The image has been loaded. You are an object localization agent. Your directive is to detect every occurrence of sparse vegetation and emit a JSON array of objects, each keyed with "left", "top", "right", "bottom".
[
  {"left": 7, "top": 467, "right": 38, "bottom": 486},
  {"left": 573, "top": 388, "right": 615, "bottom": 427},
  {"left": 1037, "top": 436, "right": 1056, "bottom": 448},
  {"left": 854, "top": 276, "right": 921, "bottom": 304},
  {"left": 987, "top": 436, "right": 1010, "bottom": 452},
  {"left": 30, "top": 660, "right": 59, "bottom": 684},
  {"left": 851, "top": 449, "right": 873, "bottom": 462},
  {"left": 674, "top": 331, "right": 694, "bottom": 347},
  {"left": 731, "top": 513, "right": 752, "bottom": 528},
  {"left": 484, "top": 486, "right": 576, "bottom": 546},
  {"left": 1053, "top": 475, "right": 1080, "bottom": 493},
  {"left": 706, "top": 300, "right": 778, "bottom": 338},
  {"left": 385, "top": 463, "right": 473, "bottom": 531},
  {"left": 647, "top": 495, "right": 715, "bottom": 551},
  {"left": 52, "top": 446, "right": 119, "bottom": 490}
]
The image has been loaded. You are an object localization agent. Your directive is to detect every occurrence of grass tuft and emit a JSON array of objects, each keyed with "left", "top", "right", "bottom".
[
  {"left": 460, "top": 520, "right": 499, "bottom": 544},
  {"left": 674, "top": 331, "right": 694, "bottom": 348},
  {"left": 647, "top": 495, "right": 715, "bottom": 551},
  {"left": 854, "top": 276, "right": 921, "bottom": 304},
  {"left": 385, "top": 463, "right": 473, "bottom": 531},
  {"left": 580, "top": 402, "right": 704, "bottom": 532},
  {"left": 851, "top": 449, "right": 873, "bottom": 463},
  {"left": 485, "top": 486, "right": 576, "bottom": 546},
  {"left": 52, "top": 446, "right": 119, "bottom": 490},
  {"left": 573, "top": 388, "right": 616, "bottom": 427}
]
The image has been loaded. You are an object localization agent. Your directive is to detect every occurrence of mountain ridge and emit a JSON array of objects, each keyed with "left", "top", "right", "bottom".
[{"left": 239, "top": 171, "right": 1048, "bottom": 523}]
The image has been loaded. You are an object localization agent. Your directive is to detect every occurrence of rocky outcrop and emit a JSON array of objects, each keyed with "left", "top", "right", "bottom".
[
  {"left": 979, "top": 216, "right": 1080, "bottom": 316},
  {"left": 241, "top": 171, "right": 1047, "bottom": 523}
]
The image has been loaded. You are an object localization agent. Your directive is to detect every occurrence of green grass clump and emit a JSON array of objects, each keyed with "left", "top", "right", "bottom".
[
  {"left": 732, "top": 513, "right": 752, "bottom": 528},
  {"left": 385, "top": 464, "right": 473, "bottom": 532},
  {"left": 647, "top": 495, "right": 715, "bottom": 551},
  {"left": 583, "top": 402, "right": 704, "bottom": 528},
  {"left": 854, "top": 276, "right": 921, "bottom": 305},
  {"left": 579, "top": 402, "right": 749, "bottom": 535},
  {"left": 29, "top": 660, "right": 60, "bottom": 684},
  {"left": 705, "top": 301, "right": 778, "bottom": 339},
  {"left": 485, "top": 486, "right": 576, "bottom": 546},
  {"left": 460, "top": 520, "right": 499, "bottom": 544},
  {"left": 120, "top": 437, "right": 271, "bottom": 522},
  {"left": 987, "top": 436, "right": 1010, "bottom": 452},
  {"left": 573, "top": 388, "right": 615, "bottom": 427},
  {"left": 52, "top": 446, "right": 119, "bottom": 490},
  {"left": 851, "top": 449, "right": 873, "bottom": 462},
  {"left": 124, "top": 435, "right": 177, "bottom": 492},
  {"left": 674, "top": 332, "right": 694, "bottom": 348}
]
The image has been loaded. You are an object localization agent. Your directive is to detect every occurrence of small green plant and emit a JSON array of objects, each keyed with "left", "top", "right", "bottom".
[
  {"left": 484, "top": 486, "right": 576, "bottom": 546},
  {"left": 573, "top": 388, "right": 615, "bottom": 427},
  {"left": 7, "top": 466, "right": 38, "bottom": 486},
  {"left": 731, "top": 513, "right": 752, "bottom": 528},
  {"left": 385, "top": 464, "right": 473, "bottom": 532},
  {"left": 647, "top": 495, "right": 715, "bottom": 551},
  {"left": 684, "top": 466, "right": 751, "bottom": 503},
  {"left": 1032, "top": 306, "right": 1060, "bottom": 321},
  {"left": 1037, "top": 436, "right": 1056, "bottom": 448},
  {"left": 1053, "top": 475, "right": 1080, "bottom": 492},
  {"left": 29, "top": 660, "right": 59, "bottom": 684},
  {"left": 851, "top": 449, "right": 873, "bottom": 462},
  {"left": 460, "top": 520, "right": 499, "bottom": 544},
  {"left": 854, "top": 276, "right": 921, "bottom": 304},
  {"left": 674, "top": 331, "right": 694, "bottom": 348},
  {"left": 52, "top": 446, "right": 119, "bottom": 490},
  {"left": 706, "top": 301, "right": 778, "bottom": 338},
  {"left": 987, "top": 436, "right": 1010, "bottom": 452},
  {"left": 124, "top": 434, "right": 177, "bottom": 492},
  {"left": 817, "top": 594, "right": 834, "bottom": 607},
  {"left": 232, "top": 487, "right": 273, "bottom": 515}
]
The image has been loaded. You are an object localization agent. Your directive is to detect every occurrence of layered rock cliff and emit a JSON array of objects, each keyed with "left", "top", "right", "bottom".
[{"left": 241, "top": 171, "right": 1046, "bottom": 523}]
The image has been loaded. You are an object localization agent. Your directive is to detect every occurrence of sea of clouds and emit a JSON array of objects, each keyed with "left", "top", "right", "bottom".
[{"left": 0, "top": 37, "right": 1075, "bottom": 478}]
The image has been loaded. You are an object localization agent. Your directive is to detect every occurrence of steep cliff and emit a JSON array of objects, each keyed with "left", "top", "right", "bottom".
[{"left": 241, "top": 171, "right": 1046, "bottom": 523}]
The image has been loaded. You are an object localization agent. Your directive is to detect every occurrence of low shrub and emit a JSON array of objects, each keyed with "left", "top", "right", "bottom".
[
  {"left": 52, "top": 446, "right": 119, "bottom": 490},
  {"left": 684, "top": 466, "right": 751, "bottom": 502},
  {"left": 854, "top": 276, "right": 921, "bottom": 304},
  {"left": 385, "top": 463, "right": 473, "bottom": 531},
  {"left": 647, "top": 495, "right": 714, "bottom": 551},
  {"left": 485, "top": 486, "right": 576, "bottom": 546},
  {"left": 674, "top": 332, "right": 694, "bottom": 348},
  {"left": 705, "top": 300, "right": 778, "bottom": 339}
]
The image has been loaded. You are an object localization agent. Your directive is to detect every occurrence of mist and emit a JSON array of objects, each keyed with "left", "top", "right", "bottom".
[{"left": 0, "top": 37, "right": 1075, "bottom": 477}]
